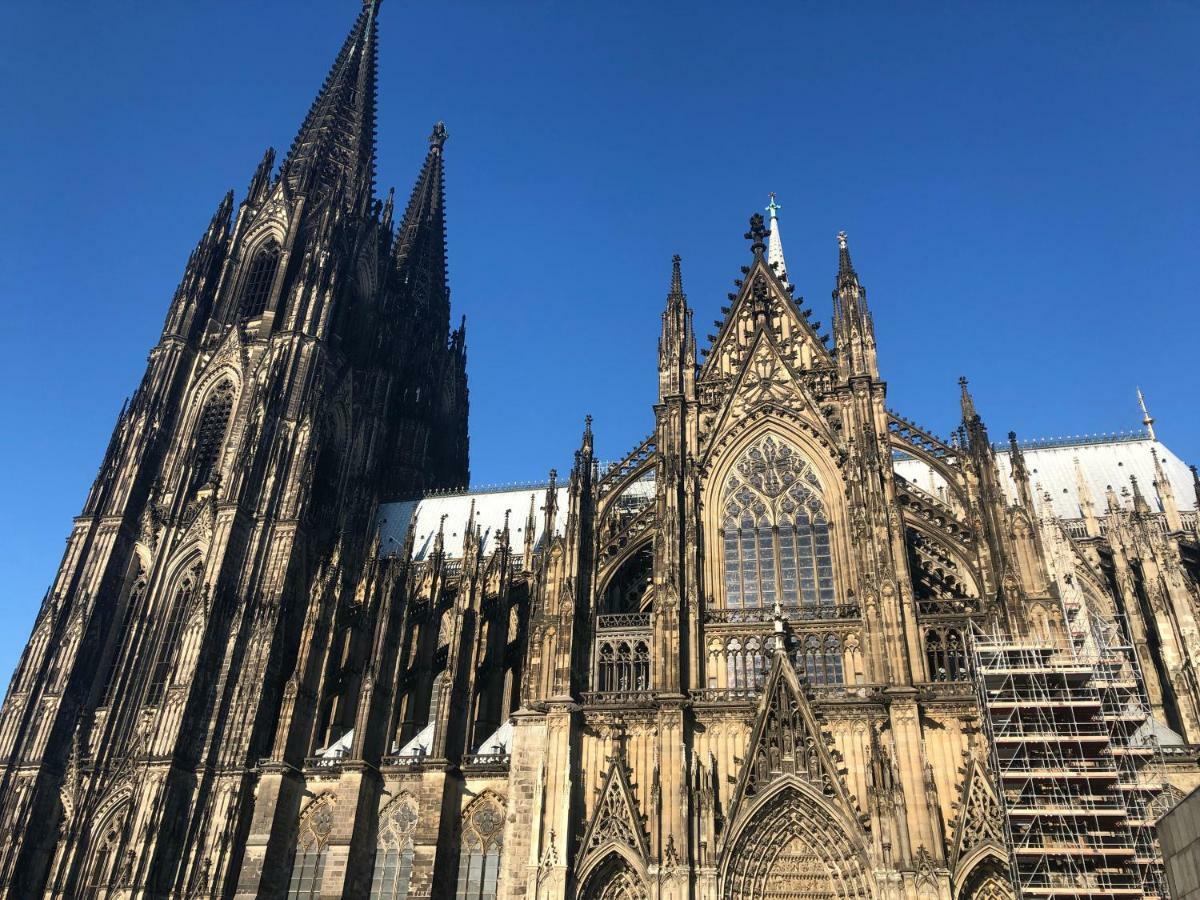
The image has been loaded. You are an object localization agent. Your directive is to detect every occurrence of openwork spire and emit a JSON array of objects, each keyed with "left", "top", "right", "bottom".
[
  {"left": 281, "top": 0, "right": 381, "bottom": 203},
  {"left": 669, "top": 253, "right": 684, "bottom": 300},
  {"left": 766, "top": 193, "right": 788, "bottom": 282},
  {"left": 391, "top": 123, "right": 449, "bottom": 312}
]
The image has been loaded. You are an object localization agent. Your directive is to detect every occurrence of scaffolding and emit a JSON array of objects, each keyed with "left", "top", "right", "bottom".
[{"left": 971, "top": 619, "right": 1167, "bottom": 899}]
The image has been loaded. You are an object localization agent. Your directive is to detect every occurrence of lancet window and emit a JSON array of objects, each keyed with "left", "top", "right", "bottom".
[
  {"left": 721, "top": 436, "right": 835, "bottom": 610},
  {"left": 145, "top": 573, "right": 196, "bottom": 704},
  {"left": 371, "top": 797, "right": 418, "bottom": 900},
  {"left": 238, "top": 239, "right": 280, "bottom": 319},
  {"left": 191, "top": 381, "right": 234, "bottom": 488},
  {"left": 101, "top": 574, "right": 146, "bottom": 703},
  {"left": 455, "top": 794, "right": 505, "bottom": 900},
  {"left": 924, "top": 627, "right": 968, "bottom": 682},
  {"left": 83, "top": 805, "right": 127, "bottom": 898},
  {"left": 288, "top": 799, "right": 334, "bottom": 899}
]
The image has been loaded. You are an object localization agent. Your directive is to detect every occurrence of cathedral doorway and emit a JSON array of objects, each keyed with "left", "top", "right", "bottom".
[
  {"left": 578, "top": 852, "right": 648, "bottom": 900},
  {"left": 721, "top": 783, "right": 871, "bottom": 900}
]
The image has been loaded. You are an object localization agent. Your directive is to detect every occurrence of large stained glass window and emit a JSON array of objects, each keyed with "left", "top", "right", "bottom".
[{"left": 721, "top": 436, "right": 835, "bottom": 611}]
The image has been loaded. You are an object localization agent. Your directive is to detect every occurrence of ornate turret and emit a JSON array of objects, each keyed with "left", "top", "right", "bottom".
[
  {"left": 658, "top": 255, "right": 696, "bottom": 401},
  {"left": 832, "top": 231, "right": 877, "bottom": 378}
]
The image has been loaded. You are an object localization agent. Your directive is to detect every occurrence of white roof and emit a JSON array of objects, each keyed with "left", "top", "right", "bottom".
[
  {"left": 377, "top": 485, "right": 570, "bottom": 560},
  {"left": 894, "top": 436, "right": 1195, "bottom": 520}
]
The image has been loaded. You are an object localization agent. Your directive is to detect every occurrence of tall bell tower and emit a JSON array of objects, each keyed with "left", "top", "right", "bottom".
[{"left": 0, "top": 2, "right": 468, "bottom": 895}]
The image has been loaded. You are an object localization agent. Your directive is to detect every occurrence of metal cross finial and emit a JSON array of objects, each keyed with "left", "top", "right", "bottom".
[{"left": 767, "top": 193, "right": 781, "bottom": 218}]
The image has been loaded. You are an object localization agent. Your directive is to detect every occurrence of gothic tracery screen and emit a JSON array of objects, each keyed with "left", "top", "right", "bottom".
[{"left": 722, "top": 436, "right": 835, "bottom": 610}]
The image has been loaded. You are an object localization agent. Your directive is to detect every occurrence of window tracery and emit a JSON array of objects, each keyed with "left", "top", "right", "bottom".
[
  {"left": 83, "top": 805, "right": 127, "bottom": 898},
  {"left": 191, "top": 381, "right": 235, "bottom": 489},
  {"left": 238, "top": 239, "right": 280, "bottom": 319},
  {"left": 455, "top": 794, "right": 504, "bottom": 900},
  {"left": 924, "top": 627, "right": 968, "bottom": 682},
  {"left": 722, "top": 436, "right": 835, "bottom": 610},
  {"left": 288, "top": 798, "right": 334, "bottom": 899},
  {"left": 596, "top": 639, "right": 650, "bottom": 694},
  {"left": 145, "top": 572, "right": 197, "bottom": 704},
  {"left": 371, "top": 796, "right": 418, "bottom": 900}
]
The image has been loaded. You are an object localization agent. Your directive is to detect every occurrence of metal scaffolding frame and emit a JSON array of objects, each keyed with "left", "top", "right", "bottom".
[{"left": 971, "top": 616, "right": 1167, "bottom": 900}]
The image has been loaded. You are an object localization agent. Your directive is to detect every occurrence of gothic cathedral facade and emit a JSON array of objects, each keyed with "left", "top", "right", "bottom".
[{"left": 2, "top": 4, "right": 1199, "bottom": 900}]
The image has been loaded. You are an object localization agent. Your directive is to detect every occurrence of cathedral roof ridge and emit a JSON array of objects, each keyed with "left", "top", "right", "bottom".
[{"left": 991, "top": 430, "right": 1145, "bottom": 452}]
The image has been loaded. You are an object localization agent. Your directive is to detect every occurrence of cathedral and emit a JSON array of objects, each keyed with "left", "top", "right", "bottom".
[{"left": 3, "top": 3, "right": 1200, "bottom": 899}]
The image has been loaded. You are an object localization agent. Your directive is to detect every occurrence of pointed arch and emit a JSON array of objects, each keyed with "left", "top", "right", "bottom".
[
  {"left": 237, "top": 237, "right": 282, "bottom": 319},
  {"left": 576, "top": 759, "right": 649, "bottom": 881},
  {"left": 189, "top": 378, "right": 236, "bottom": 490},
  {"left": 145, "top": 559, "right": 203, "bottom": 704},
  {"left": 704, "top": 422, "right": 850, "bottom": 615},
  {"left": 455, "top": 791, "right": 505, "bottom": 900},
  {"left": 371, "top": 793, "right": 418, "bottom": 900},
  {"left": 578, "top": 850, "right": 648, "bottom": 900},
  {"left": 288, "top": 794, "right": 335, "bottom": 899},
  {"left": 81, "top": 793, "right": 130, "bottom": 898},
  {"left": 955, "top": 853, "right": 1014, "bottom": 900},
  {"left": 720, "top": 779, "right": 872, "bottom": 900}
]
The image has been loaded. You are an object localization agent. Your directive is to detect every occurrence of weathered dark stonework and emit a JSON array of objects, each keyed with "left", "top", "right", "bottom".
[{"left": 2, "top": 4, "right": 1200, "bottom": 900}]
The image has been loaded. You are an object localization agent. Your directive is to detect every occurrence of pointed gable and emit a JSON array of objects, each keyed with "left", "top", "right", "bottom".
[
  {"left": 950, "top": 757, "right": 1006, "bottom": 869},
  {"left": 727, "top": 652, "right": 858, "bottom": 822},
  {"left": 578, "top": 758, "right": 650, "bottom": 864},
  {"left": 699, "top": 216, "right": 833, "bottom": 384}
]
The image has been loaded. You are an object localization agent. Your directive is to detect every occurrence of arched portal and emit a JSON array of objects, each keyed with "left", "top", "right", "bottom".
[
  {"left": 578, "top": 852, "right": 647, "bottom": 900},
  {"left": 722, "top": 783, "right": 871, "bottom": 900},
  {"left": 957, "top": 856, "right": 1014, "bottom": 900}
]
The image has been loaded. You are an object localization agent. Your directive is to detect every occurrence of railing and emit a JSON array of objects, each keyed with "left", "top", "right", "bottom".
[
  {"left": 305, "top": 755, "right": 346, "bottom": 771},
  {"left": 381, "top": 751, "right": 428, "bottom": 768},
  {"left": 462, "top": 752, "right": 510, "bottom": 768},
  {"left": 917, "top": 596, "right": 982, "bottom": 616},
  {"left": 597, "top": 612, "right": 651, "bottom": 629},
  {"left": 704, "top": 603, "right": 860, "bottom": 624},
  {"left": 581, "top": 690, "right": 656, "bottom": 705}
]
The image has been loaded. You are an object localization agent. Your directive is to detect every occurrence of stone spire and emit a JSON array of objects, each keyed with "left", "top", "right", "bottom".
[
  {"left": 391, "top": 123, "right": 449, "bottom": 314},
  {"left": 766, "top": 193, "right": 788, "bottom": 283},
  {"left": 832, "top": 230, "right": 876, "bottom": 378},
  {"left": 659, "top": 255, "right": 696, "bottom": 400},
  {"left": 1137, "top": 388, "right": 1157, "bottom": 441},
  {"left": 281, "top": 0, "right": 382, "bottom": 207}
]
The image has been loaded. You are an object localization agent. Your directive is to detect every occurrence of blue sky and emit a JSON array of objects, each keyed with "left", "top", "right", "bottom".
[{"left": 1, "top": 1, "right": 1197, "bottom": 680}]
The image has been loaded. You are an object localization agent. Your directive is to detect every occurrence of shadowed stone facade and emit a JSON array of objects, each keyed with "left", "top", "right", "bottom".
[{"left": 2, "top": 4, "right": 1200, "bottom": 899}]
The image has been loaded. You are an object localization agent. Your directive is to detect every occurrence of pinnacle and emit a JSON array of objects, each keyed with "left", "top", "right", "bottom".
[
  {"left": 669, "top": 254, "right": 684, "bottom": 299},
  {"left": 745, "top": 213, "right": 769, "bottom": 257}
]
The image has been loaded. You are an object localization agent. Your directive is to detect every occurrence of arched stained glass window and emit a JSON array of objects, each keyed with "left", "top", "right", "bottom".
[
  {"left": 191, "top": 381, "right": 234, "bottom": 489},
  {"left": 288, "top": 799, "right": 334, "bottom": 899},
  {"left": 721, "top": 436, "right": 835, "bottom": 610},
  {"left": 145, "top": 573, "right": 197, "bottom": 704},
  {"left": 238, "top": 239, "right": 280, "bottom": 319},
  {"left": 371, "top": 796, "right": 418, "bottom": 900},
  {"left": 455, "top": 794, "right": 505, "bottom": 900}
]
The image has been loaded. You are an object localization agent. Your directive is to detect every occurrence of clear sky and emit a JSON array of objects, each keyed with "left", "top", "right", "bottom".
[{"left": 1, "top": 2, "right": 1197, "bottom": 681}]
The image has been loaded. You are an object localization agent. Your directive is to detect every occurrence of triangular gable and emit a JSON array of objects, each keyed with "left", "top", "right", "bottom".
[
  {"left": 699, "top": 255, "right": 833, "bottom": 382},
  {"left": 577, "top": 757, "right": 650, "bottom": 866},
  {"left": 726, "top": 652, "right": 857, "bottom": 827},
  {"left": 950, "top": 757, "right": 1005, "bottom": 869},
  {"left": 700, "top": 326, "right": 841, "bottom": 467}
]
